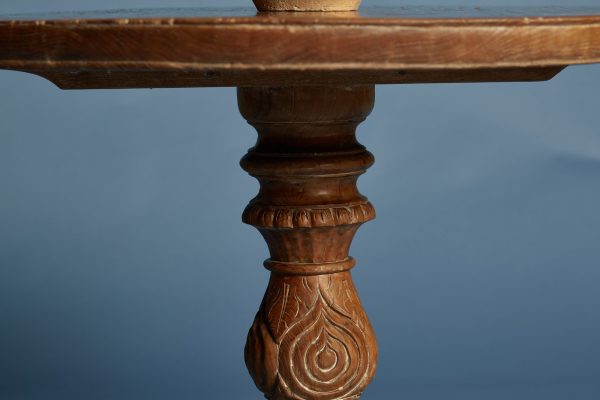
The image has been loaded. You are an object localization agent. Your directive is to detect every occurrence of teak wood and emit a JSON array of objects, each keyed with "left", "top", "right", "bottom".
[{"left": 1, "top": 4, "right": 600, "bottom": 400}]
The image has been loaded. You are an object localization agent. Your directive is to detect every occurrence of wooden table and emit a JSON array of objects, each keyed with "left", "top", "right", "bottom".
[{"left": 2, "top": 4, "right": 600, "bottom": 400}]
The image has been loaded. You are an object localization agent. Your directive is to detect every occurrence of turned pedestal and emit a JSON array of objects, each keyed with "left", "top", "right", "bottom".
[{"left": 239, "top": 86, "right": 377, "bottom": 399}]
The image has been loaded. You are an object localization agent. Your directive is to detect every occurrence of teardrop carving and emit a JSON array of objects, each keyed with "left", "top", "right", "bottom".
[{"left": 245, "top": 273, "right": 377, "bottom": 400}]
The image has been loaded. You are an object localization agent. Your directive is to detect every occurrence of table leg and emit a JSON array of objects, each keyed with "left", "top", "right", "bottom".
[{"left": 238, "top": 85, "right": 378, "bottom": 400}]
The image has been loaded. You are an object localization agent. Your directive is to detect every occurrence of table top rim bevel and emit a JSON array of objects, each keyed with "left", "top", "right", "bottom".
[{"left": 1, "top": 5, "right": 600, "bottom": 88}]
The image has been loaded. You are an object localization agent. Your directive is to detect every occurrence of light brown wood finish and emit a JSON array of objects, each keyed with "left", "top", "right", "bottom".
[
  {"left": 239, "top": 85, "right": 377, "bottom": 400},
  {"left": 1, "top": 7, "right": 600, "bottom": 88}
]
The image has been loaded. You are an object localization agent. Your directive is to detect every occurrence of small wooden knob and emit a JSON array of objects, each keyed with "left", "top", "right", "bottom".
[{"left": 253, "top": 0, "right": 361, "bottom": 11}]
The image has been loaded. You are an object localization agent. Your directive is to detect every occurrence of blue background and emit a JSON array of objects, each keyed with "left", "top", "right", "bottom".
[{"left": 1, "top": 1, "right": 600, "bottom": 399}]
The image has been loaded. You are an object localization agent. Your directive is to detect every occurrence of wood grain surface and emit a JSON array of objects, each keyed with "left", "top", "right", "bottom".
[{"left": 1, "top": 7, "right": 599, "bottom": 88}]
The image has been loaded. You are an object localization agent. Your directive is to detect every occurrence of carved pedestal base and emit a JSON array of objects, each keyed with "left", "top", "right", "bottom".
[{"left": 238, "top": 86, "right": 378, "bottom": 400}]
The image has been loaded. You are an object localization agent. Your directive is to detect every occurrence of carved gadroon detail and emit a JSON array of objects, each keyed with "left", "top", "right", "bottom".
[
  {"left": 238, "top": 85, "right": 378, "bottom": 400},
  {"left": 242, "top": 203, "right": 376, "bottom": 229}
]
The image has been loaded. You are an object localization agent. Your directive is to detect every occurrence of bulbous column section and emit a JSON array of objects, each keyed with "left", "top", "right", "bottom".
[{"left": 238, "top": 85, "right": 378, "bottom": 400}]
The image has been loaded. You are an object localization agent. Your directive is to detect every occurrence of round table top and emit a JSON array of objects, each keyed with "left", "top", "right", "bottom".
[{"left": 1, "top": 6, "right": 599, "bottom": 88}]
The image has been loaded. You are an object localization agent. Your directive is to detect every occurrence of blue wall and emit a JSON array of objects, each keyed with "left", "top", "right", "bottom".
[{"left": 1, "top": 1, "right": 600, "bottom": 399}]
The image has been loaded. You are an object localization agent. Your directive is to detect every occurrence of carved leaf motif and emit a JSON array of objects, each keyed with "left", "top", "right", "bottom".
[
  {"left": 264, "top": 278, "right": 318, "bottom": 342},
  {"left": 247, "top": 273, "right": 377, "bottom": 400},
  {"left": 277, "top": 287, "right": 371, "bottom": 400},
  {"left": 320, "top": 277, "right": 367, "bottom": 328},
  {"left": 245, "top": 312, "right": 279, "bottom": 395},
  {"left": 266, "top": 283, "right": 297, "bottom": 339}
]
